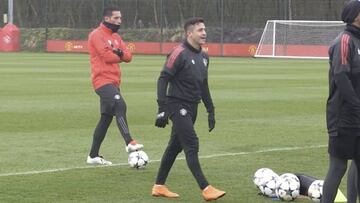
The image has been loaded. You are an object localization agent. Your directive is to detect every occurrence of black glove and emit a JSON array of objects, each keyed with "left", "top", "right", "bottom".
[
  {"left": 112, "top": 48, "right": 124, "bottom": 58},
  {"left": 155, "top": 100, "right": 169, "bottom": 128},
  {"left": 208, "top": 111, "right": 215, "bottom": 132}
]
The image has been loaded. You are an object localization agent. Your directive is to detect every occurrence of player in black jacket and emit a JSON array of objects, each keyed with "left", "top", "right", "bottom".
[
  {"left": 323, "top": 1, "right": 360, "bottom": 202},
  {"left": 151, "top": 17, "right": 226, "bottom": 201}
]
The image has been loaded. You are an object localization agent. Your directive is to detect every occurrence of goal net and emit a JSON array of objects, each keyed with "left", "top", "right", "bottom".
[{"left": 254, "top": 20, "right": 345, "bottom": 59}]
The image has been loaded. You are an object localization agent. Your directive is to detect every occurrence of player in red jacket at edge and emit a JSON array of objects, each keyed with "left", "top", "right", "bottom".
[{"left": 86, "top": 6, "right": 143, "bottom": 165}]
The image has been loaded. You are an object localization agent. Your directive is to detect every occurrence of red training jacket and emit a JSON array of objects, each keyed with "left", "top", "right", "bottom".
[{"left": 88, "top": 23, "right": 132, "bottom": 90}]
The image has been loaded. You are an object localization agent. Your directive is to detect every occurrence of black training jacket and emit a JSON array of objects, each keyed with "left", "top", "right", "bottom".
[
  {"left": 327, "top": 25, "right": 360, "bottom": 136},
  {"left": 157, "top": 40, "right": 214, "bottom": 112}
]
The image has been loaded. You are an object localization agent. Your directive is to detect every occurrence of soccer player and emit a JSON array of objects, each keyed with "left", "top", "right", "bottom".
[
  {"left": 86, "top": 7, "right": 143, "bottom": 165},
  {"left": 323, "top": 1, "right": 360, "bottom": 202},
  {"left": 151, "top": 17, "right": 226, "bottom": 201}
]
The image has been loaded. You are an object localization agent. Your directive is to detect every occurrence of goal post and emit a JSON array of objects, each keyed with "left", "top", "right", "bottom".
[{"left": 254, "top": 20, "right": 345, "bottom": 59}]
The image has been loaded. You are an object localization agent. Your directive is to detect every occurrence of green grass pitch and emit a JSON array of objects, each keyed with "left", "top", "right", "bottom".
[{"left": 0, "top": 53, "right": 344, "bottom": 202}]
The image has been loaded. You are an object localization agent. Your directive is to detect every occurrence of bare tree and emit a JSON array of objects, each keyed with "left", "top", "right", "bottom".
[{"left": 153, "top": 0, "right": 158, "bottom": 27}]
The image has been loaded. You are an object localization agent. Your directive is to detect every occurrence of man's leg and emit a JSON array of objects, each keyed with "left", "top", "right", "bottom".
[
  {"left": 172, "top": 106, "right": 225, "bottom": 201},
  {"left": 353, "top": 158, "right": 360, "bottom": 203},
  {"left": 87, "top": 113, "right": 113, "bottom": 165},
  {"left": 87, "top": 84, "right": 118, "bottom": 165},
  {"left": 171, "top": 108, "right": 209, "bottom": 190},
  {"left": 95, "top": 84, "right": 142, "bottom": 151},
  {"left": 113, "top": 92, "right": 144, "bottom": 152},
  {"left": 89, "top": 113, "right": 113, "bottom": 158},
  {"left": 348, "top": 137, "right": 360, "bottom": 203},
  {"left": 155, "top": 130, "right": 183, "bottom": 185},
  {"left": 113, "top": 92, "right": 132, "bottom": 145},
  {"left": 322, "top": 156, "right": 348, "bottom": 203},
  {"left": 295, "top": 174, "right": 317, "bottom": 195},
  {"left": 347, "top": 161, "right": 358, "bottom": 203},
  {"left": 152, "top": 123, "right": 182, "bottom": 198}
]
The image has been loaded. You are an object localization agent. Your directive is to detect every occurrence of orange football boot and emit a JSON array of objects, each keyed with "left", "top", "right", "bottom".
[
  {"left": 202, "top": 185, "right": 226, "bottom": 201},
  {"left": 151, "top": 184, "right": 179, "bottom": 198}
]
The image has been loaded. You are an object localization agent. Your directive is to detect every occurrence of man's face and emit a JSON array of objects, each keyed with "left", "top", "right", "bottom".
[
  {"left": 104, "top": 11, "right": 122, "bottom": 25},
  {"left": 187, "top": 22, "right": 206, "bottom": 45}
]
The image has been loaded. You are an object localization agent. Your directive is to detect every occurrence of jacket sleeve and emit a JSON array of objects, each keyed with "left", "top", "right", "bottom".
[
  {"left": 201, "top": 79, "right": 214, "bottom": 113},
  {"left": 332, "top": 34, "right": 360, "bottom": 108},
  {"left": 89, "top": 32, "right": 121, "bottom": 63},
  {"left": 157, "top": 72, "right": 171, "bottom": 106},
  {"left": 201, "top": 55, "right": 214, "bottom": 113},
  {"left": 118, "top": 36, "right": 132, "bottom": 63}
]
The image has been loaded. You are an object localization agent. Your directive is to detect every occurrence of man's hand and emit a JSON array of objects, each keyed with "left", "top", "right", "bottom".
[
  {"left": 208, "top": 111, "right": 215, "bottom": 132},
  {"left": 155, "top": 100, "right": 168, "bottom": 128},
  {"left": 155, "top": 111, "right": 169, "bottom": 128},
  {"left": 112, "top": 48, "right": 124, "bottom": 58}
]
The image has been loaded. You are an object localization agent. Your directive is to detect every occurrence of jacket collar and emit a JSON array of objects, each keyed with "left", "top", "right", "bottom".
[
  {"left": 184, "top": 40, "right": 202, "bottom": 53},
  {"left": 99, "top": 23, "right": 113, "bottom": 35}
]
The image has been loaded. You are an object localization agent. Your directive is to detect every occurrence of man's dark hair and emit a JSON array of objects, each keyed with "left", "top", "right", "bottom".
[
  {"left": 103, "top": 6, "right": 119, "bottom": 17},
  {"left": 184, "top": 17, "right": 205, "bottom": 32}
]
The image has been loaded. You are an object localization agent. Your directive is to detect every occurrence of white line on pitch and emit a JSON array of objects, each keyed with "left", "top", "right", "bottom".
[{"left": 0, "top": 144, "right": 326, "bottom": 177}]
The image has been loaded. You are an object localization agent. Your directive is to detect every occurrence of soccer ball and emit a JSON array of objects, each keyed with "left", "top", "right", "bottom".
[
  {"left": 279, "top": 173, "right": 299, "bottom": 181},
  {"left": 276, "top": 175, "right": 300, "bottom": 201},
  {"left": 253, "top": 168, "right": 277, "bottom": 187},
  {"left": 308, "top": 180, "right": 323, "bottom": 203},
  {"left": 253, "top": 168, "right": 279, "bottom": 197},
  {"left": 128, "top": 150, "right": 149, "bottom": 169},
  {"left": 259, "top": 173, "right": 279, "bottom": 197}
]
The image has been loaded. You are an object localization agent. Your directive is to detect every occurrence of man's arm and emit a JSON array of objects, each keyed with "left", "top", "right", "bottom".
[
  {"left": 155, "top": 71, "right": 171, "bottom": 128},
  {"left": 157, "top": 72, "right": 171, "bottom": 106},
  {"left": 333, "top": 34, "right": 360, "bottom": 108},
  {"left": 116, "top": 36, "right": 132, "bottom": 63},
  {"left": 202, "top": 79, "right": 215, "bottom": 132},
  {"left": 155, "top": 46, "right": 184, "bottom": 128},
  {"left": 202, "top": 79, "right": 214, "bottom": 113},
  {"left": 335, "top": 72, "right": 360, "bottom": 107}
]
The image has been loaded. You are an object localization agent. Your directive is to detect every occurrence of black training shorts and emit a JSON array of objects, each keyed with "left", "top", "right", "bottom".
[
  {"left": 328, "top": 128, "right": 360, "bottom": 159},
  {"left": 95, "top": 84, "right": 120, "bottom": 116}
]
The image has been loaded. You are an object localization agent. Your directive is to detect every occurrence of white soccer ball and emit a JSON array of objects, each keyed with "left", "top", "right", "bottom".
[
  {"left": 279, "top": 173, "right": 299, "bottom": 182},
  {"left": 253, "top": 168, "right": 277, "bottom": 187},
  {"left": 275, "top": 176, "right": 300, "bottom": 201},
  {"left": 308, "top": 180, "right": 324, "bottom": 203},
  {"left": 128, "top": 150, "right": 149, "bottom": 169},
  {"left": 259, "top": 173, "right": 279, "bottom": 197},
  {"left": 253, "top": 168, "right": 279, "bottom": 197}
]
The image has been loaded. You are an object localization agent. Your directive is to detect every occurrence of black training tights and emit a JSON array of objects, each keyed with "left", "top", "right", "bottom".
[
  {"left": 322, "top": 156, "right": 360, "bottom": 203},
  {"left": 347, "top": 161, "right": 358, "bottom": 203},
  {"left": 89, "top": 114, "right": 113, "bottom": 158}
]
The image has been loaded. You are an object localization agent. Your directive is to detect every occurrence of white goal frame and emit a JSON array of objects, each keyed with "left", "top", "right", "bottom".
[{"left": 254, "top": 20, "right": 345, "bottom": 59}]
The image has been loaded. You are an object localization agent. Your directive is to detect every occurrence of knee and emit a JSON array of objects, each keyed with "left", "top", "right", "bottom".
[
  {"left": 331, "top": 162, "right": 348, "bottom": 174},
  {"left": 100, "top": 114, "right": 113, "bottom": 124}
]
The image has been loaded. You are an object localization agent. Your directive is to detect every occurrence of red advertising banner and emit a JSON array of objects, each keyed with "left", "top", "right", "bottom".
[
  {"left": 258, "top": 44, "right": 329, "bottom": 57},
  {"left": 46, "top": 40, "right": 258, "bottom": 57},
  {"left": 47, "top": 40, "right": 89, "bottom": 52},
  {"left": 223, "top": 44, "right": 258, "bottom": 56}
]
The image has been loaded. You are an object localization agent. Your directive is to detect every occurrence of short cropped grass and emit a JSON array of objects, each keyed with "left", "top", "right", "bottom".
[{"left": 0, "top": 53, "right": 343, "bottom": 202}]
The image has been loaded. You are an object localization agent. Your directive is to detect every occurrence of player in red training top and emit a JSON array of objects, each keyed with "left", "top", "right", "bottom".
[{"left": 86, "top": 6, "right": 143, "bottom": 165}]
